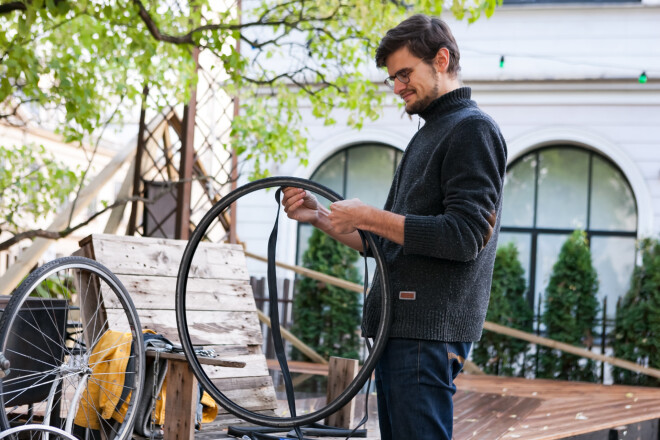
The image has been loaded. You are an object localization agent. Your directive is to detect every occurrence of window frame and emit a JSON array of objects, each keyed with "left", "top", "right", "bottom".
[
  {"left": 501, "top": 145, "right": 638, "bottom": 313},
  {"left": 295, "top": 143, "right": 402, "bottom": 266}
]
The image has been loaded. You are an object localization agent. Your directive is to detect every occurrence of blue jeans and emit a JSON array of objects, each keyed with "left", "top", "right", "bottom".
[{"left": 375, "top": 338, "right": 472, "bottom": 440}]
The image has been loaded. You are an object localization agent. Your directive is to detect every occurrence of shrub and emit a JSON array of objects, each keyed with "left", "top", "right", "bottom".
[
  {"left": 538, "top": 230, "right": 599, "bottom": 381},
  {"left": 291, "top": 228, "right": 362, "bottom": 361},
  {"left": 473, "top": 242, "right": 533, "bottom": 376},
  {"left": 612, "top": 238, "right": 660, "bottom": 387}
]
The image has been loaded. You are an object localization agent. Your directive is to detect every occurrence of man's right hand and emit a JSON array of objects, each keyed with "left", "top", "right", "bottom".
[{"left": 282, "top": 187, "right": 320, "bottom": 225}]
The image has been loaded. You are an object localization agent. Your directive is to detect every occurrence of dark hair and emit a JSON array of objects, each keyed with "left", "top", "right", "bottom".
[{"left": 375, "top": 14, "right": 461, "bottom": 76}]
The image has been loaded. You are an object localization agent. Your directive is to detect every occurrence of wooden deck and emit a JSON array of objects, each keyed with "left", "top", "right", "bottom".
[
  {"left": 454, "top": 375, "right": 660, "bottom": 439},
  {"left": 193, "top": 374, "right": 660, "bottom": 439}
]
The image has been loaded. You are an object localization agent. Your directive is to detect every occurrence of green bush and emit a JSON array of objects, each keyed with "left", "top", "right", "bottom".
[
  {"left": 612, "top": 238, "right": 660, "bottom": 387},
  {"left": 473, "top": 242, "right": 533, "bottom": 376},
  {"left": 538, "top": 230, "right": 599, "bottom": 381},
  {"left": 291, "top": 228, "right": 362, "bottom": 361}
]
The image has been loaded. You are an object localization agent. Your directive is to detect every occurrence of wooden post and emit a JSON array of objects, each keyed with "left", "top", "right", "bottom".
[
  {"left": 163, "top": 359, "right": 198, "bottom": 440},
  {"left": 175, "top": 47, "right": 199, "bottom": 240},
  {"left": 325, "top": 356, "right": 359, "bottom": 429},
  {"left": 127, "top": 86, "right": 148, "bottom": 236}
]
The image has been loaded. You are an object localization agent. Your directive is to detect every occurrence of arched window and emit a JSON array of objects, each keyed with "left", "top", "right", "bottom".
[
  {"left": 501, "top": 146, "right": 638, "bottom": 317},
  {"left": 296, "top": 143, "right": 402, "bottom": 264}
]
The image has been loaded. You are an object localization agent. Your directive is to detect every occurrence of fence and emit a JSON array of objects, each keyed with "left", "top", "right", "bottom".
[
  {"left": 249, "top": 276, "right": 296, "bottom": 360},
  {"left": 250, "top": 276, "right": 646, "bottom": 384}
]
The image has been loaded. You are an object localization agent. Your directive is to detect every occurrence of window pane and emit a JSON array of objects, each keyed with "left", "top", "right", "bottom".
[
  {"left": 302, "top": 145, "right": 399, "bottom": 270},
  {"left": 346, "top": 146, "right": 396, "bottom": 208},
  {"left": 502, "top": 154, "right": 536, "bottom": 227},
  {"left": 312, "top": 151, "right": 346, "bottom": 206},
  {"left": 498, "top": 232, "right": 532, "bottom": 286},
  {"left": 591, "top": 236, "right": 636, "bottom": 317},
  {"left": 536, "top": 149, "right": 589, "bottom": 229},
  {"left": 297, "top": 223, "right": 314, "bottom": 267},
  {"left": 535, "top": 233, "right": 570, "bottom": 313},
  {"left": 590, "top": 157, "right": 637, "bottom": 232}
]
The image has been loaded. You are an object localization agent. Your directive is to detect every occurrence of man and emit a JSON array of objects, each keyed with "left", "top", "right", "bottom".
[{"left": 282, "top": 14, "right": 507, "bottom": 439}]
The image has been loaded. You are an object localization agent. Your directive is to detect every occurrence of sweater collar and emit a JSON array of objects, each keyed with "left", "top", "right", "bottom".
[{"left": 419, "top": 86, "right": 472, "bottom": 122}]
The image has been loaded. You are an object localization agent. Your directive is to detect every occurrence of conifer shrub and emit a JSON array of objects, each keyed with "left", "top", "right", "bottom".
[
  {"left": 538, "top": 230, "right": 599, "bottom": 381},
  {"left": 291, "top": 228, "right": 362, "bottom": 361},
  {"left": 473, "top": 242, "right": 533, "bottom": 376},
  {"left": 612, "top": 238, "right": 660, "bottom": 387}
]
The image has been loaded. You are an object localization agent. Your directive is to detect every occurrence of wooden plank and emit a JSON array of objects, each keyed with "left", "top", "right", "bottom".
[
  {"left": 211, "top": 376, "right": 279, "bottom": 412},
  {"left": 245, "top": 250, "right": 363, "bottom": 293},
  {"left": 256, "top": 310, "right": 327, "bottom": 365},
  {"left": 501, "top": 396, "right": 660, "bottom": 440},
  {"left": 109, "top": 275, "right": 256, "bottom": 311},
  {"left": 325, "top": 357, "right": 359, "bottom": 429},
  {"left": 87, "top": 234, "right": 248, "bottom": 280},
  {"left": 483, "top": 321, "right": 660, "bottom": 380},
  {"left": 201, "top": 353, "right": 272, "bottom": 379},
  {"left": 164, "top": 359, "right": 197, "bottom": 440},
  {"left": 266, "top": 359, "right": 330, "bottom": 376},
  {"left": 145, "top": 350, "right": 245, "bottom": 368},
  {"left": 453, "top": 392, "right": 542, "bottom": 439},
  {"left": 454, "top": 375, "right": 660, "bottom": 440},
  {"left": 456, "top": 374, "right": 660, "bottom": 399},
  {"left": 106, "top": 309, "right": 263, "bottom": 346}
]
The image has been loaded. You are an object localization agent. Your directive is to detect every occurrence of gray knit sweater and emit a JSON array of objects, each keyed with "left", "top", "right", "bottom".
[{"left": 362, "top": 87, "right": 507, "bottom": 342}]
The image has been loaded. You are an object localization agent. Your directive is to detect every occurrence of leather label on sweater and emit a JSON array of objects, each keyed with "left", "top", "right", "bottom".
[{"left": 399, "top": 291, "right": 416, "bottom": 300}]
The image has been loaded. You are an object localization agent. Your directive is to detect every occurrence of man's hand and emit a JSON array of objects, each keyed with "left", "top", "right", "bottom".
[
  {"left": 329, "top": 199, "right": 367, "bottom": 234},
  {"left": 282, "top": 187, "right": 320, "bottom": 225}
]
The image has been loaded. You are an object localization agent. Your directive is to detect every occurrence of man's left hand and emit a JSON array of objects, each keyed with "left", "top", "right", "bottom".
[{"left": 329, "top": 199, "right": 366, "bottom": 234}]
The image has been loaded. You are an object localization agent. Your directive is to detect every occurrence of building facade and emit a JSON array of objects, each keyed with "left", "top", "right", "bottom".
[{"left": 236, "top": 0, "right": 660, "bottom": 318}]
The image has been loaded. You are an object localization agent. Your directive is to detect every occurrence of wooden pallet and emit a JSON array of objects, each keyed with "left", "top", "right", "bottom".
[{"left": 76, "top": 234, "right": 279, "bottom": 440}]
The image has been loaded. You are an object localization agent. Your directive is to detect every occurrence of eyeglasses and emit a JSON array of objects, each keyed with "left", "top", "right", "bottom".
[{"left": 384, "top": 59, "right": 425, "bottom": 89}]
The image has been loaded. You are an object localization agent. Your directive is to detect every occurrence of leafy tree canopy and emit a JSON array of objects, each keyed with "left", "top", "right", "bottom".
[
  {"left": 1, "top": 0, "right": 499, "bottom": 172},
  {"left": 0, "top": 0, "right": 499, "bottom": 247}
]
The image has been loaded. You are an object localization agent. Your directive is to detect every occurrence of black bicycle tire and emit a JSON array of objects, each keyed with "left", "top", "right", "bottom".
[
  {"left": 176, "top": 176, "right": 392, "bottom": 428},
  {"left": 0, "top": 256, "right": 145, "bottom": 439}
]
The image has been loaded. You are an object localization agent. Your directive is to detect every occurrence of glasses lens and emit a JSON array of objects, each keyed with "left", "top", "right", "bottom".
[
  {"left": 397, "top": 71, "right": 410, "bottom": 84},
  {"left": 384, "top": 78, "right": 394, "bottom": 88}
]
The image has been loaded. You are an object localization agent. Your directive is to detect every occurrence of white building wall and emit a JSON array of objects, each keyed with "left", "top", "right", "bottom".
[{"left": 236, "top": 3, "right": 660, "bottom": 276}]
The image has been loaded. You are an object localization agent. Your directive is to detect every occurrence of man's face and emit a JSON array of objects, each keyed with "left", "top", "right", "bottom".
[{"left": 385, "top": 46, "right": 441, "bottom": 115}]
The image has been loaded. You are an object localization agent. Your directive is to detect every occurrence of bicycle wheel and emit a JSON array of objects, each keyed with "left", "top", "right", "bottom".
[
  {"left": 0, "top": 424, "right": 79, "bottom": 440},
  {"left": 176, "top": 176, "right": 391, "bottom": 428},
  {"left": 0, "top": 257, "right": 145, "bottom": 440}
]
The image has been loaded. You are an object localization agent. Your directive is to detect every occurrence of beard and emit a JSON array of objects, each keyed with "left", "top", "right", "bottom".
[
  {"left": 403, "top": 74, "right": 441, "bottom": 115},
  {"left": 405, "top": 82, "right": 440, "bottom": 115}
]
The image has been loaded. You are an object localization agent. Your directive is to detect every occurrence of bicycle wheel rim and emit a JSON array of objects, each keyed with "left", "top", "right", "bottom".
[
  {"left": 0, "top": 423, "right": 80, "bottom": 440},
  {"left": 0, "top": 257, "right": 145, "bottom": 439},
  {"left": 176, "top": 176, "right": 391, "bottom": 428}
]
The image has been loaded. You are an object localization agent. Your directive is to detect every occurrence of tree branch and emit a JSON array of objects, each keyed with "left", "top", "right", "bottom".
[
  {"left": 132, "top": 0, "right": 194, "bottom": 44},
  {"left": 0, "top": 174, "right": 224, "bottom": 253},
  {"left": 132, "top": 0, "right": 349, "bottom": 47},
  {"left": 0, "top": 1, "right": 26, "bottom": 14},
  {"left": 0, "top": 195, "right": 145, "bottom": 252},
  {"left": 0, "top": 0, "right": 69, "bottom": 15}
]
